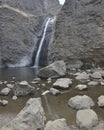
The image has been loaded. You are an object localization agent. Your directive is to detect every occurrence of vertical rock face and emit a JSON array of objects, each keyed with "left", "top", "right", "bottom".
[
  {"left": 0, "top": 5, "right": 44, "bottom": 67},
  {"left": 0, "top": 0, "right": 46, "bottom": 15},
  {"left": 48, "top": 0, "right": 104, "bottom": 69}
]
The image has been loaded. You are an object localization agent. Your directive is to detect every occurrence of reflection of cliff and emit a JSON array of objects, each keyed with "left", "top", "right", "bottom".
[{"left": 48, "top": 0, "right": 104, "bottom": 69}]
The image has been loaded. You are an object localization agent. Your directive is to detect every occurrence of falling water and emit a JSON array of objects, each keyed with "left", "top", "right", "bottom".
[{"left": 34, "top": 18, "right": 51, "bottom": 68}]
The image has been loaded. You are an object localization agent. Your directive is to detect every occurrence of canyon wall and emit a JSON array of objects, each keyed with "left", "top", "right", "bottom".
[
  {"left": 48, "top": 0, "right": 104, "bottom": 69},
  {"left": 0, "top": 0, "right": 60, "bottom": 67}
]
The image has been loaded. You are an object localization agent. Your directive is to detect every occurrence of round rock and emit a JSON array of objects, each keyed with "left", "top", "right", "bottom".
[
  {"left": 76, "top": 109, "right": 98, "bottom": 129},
  {"left": 68, "top": 95, "right": 95, "bottom": 110}
]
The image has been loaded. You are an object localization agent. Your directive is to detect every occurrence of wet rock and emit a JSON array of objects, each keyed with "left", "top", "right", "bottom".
[
  {"left": 76, "top": 72, "right": 89, "bottom": 80},
  {"left": 53, "top": 78, "right": 72, "bottom": 89},
  {"left": 98, "top": 95, "right": 104, "bottom": 107},
  {"left": 68, "top": 95, "right": 95, "bottom": 110},
  {"left": 38, "top": 61, "right": 66, "bottom": 78},
  {"left": 0, "top": 88, "right": 11, "bottom": 96},
  {"left": 13, "top": 82, "right": 35, "bottom": 96},
  {"left": 12, "top": 96, "right": 18, "bottom": 101},
  {"left": 91, "top": 71, "right": 102, "bottom": 79},
  {"left": 1, "top": 98, "right": 46, "bottom": 130},
  {"left": 1, "top": 100, "right": 8, "bottom": 106},
  {"left": 76, "top": 109, "right": 98, "bottom": 130},
  {"left": 88, "top": 81, "right": 99, "bottom": 86},
  {"left": 75, "top": 84, "right": 87, "bottom": 91},
  {"left": 49, "top": 88, "right": 60, "bottom": 95},
  {"left": 44, "top": 118, "right": 68, "bottom": 130}
]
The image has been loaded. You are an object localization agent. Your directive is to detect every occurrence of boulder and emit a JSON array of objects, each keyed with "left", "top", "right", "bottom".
[
  {"left": 49, "top": 88, "right": 60, "bottom": 95},
  {"left": 1, "top": 100, "right": 8, "bottom": 106},
  {"left": 91, "top": 71, "right": 102, "bottom": 79},
  {"left": 0, "top": 87, "right": 11, "bottom": 96},
  {"left": 75, "top": 84, "right": 87, "bottom": 91},
  {"left": 1, "top": 98, "right": 46, "bottom": 130},
  {"left": 76, "top": 109, "right": 98, "bottom": 129},
  {"left": 44, "top": 118, "right": 68, "bottom": 130},
  {"left": 13, "top": 82, "right": 35, "bottom": 96},
  {"left": 53, "top": 78, "right": 72, "bottom": 89},
  {"left": 97, "top": 95, "right": 104, "bottom": 107},
  {"left": 38, "top": 61, "right": 66, "bottom": 78},
  {"left": 88, "top": 81, "right": 99, "bottom": 86},
  {"left": 75, "top": 72, "right": 89, "bottom": 80},
  {"left": 68, "top": 95, "right": 95, "bottom": 110}
]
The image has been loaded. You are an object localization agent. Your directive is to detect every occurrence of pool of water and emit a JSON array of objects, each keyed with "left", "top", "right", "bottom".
[{"left": 0, "top": 67, "right": 104, "bottom": 128}]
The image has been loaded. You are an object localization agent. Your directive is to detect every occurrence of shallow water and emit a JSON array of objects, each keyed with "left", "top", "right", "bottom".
[{"left": 0, "top": 68, "right": 104, "bottom": 128}]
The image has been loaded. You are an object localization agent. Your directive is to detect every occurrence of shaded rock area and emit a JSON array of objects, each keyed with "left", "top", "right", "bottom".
[
  {"left": 48, "top": 0, "right": 104, "bottom": 69},
  {"left": 1, "top": 98, "right": 46, "bottom": 130}
]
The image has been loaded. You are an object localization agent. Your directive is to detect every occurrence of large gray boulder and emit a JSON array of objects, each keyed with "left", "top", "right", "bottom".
[
  {"left": 76, "top": 109, "right": 98, "bottom": 130},
  {"left": 68, "top": 95, "right": 95, "bottom": 110},
  {"left": 1, "top": 98, "right": 46, "bottom": 130},
  {"left": 53, "top": 78, "right": 72, "bottom": 89},
  {"left": 44, "top": 118, "right": 68, "bottom": 130},
  {"left": 0, "top": 4, "right": 44, "bottom": 67},
  {"left": 13, "top": 81, "right": 35, "bottom": 96},
  {"left": 48, "top": 0, "right": 104, "bottom": 69},
  {"left": 38, "top": 60, "right": 66, "bottom": 78}
]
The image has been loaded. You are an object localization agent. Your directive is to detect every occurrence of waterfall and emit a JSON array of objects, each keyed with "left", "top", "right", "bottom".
[{"left": 34, "top": 18, "right": 51, "bottom": 67}]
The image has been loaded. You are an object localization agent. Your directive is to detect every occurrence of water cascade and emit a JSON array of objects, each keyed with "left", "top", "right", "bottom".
[{"left": 34, "top": 18, "right": 51, "bottom": 68}]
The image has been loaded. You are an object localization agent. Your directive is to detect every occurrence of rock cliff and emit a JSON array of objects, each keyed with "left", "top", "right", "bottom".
[
  {"left": 0, "top": 5, "right": 44, "bottom": 67},
  {"left": 48, "top": 0, "right": 104, "bottom": 69},
  {"left": 0, "top": 0, "right": 61, "bottom": 67},
  {"left": 0, "top": 0, "right": 46, "bottom": 15}
]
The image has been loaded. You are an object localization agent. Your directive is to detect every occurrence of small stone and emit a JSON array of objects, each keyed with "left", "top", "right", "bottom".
[
  {"left": 76, "top": 72, "right": 89, "bottom": 80},
  {"left": 4, "top": 81, "right": 7, "bottom": 84},
  {"left": 12, "top": 96, "right": 18, "bottom": 100},
  {"left": 0, "top": 87, "right": 11, "bottom": 96},
  {"left": 0, "top": 81, "right": 3, "bottom": 84},
  {"left": 7, "top": 84, "right": 14, "bottom": 89},
  {"left": 91, "top": 71, "right": 102, "bottom": 79},
  {"left": 75, "top": 84, "right": 87, "bottom": 90},
  {"left": 19, "top": 81, "right": 28, "bottom": 85},
  {"left": 98, "top": 95, "right": 104, "bottom": 107},
  {"left": 49, "top": 88, "right": 60, "bottom": 95},
  {"left": 88, "top": 81, "right": 99, "bottom": 86},
  {"left": 68, "top": 95, "right": 95, "bottom": 110},
  {"left": 41, "top": 83, "right": 46, "bottom": 87},
  {"left": 47, "top": 80, "right": 51, "bottom": 84},
  {"left": 12, "top": 77, "right": 16, "bottom": 79},
  {"left": 53, "top": 78, "right": 72, "bottom": 89},
  {"left": 1, "top": 100, "right": 8, "bottom": 106},
  {"left": 100, "top": 81, "right": 104, "bottom": 86},
  {"left": 41, "top": 90, "right": 49, "bottom": 95},
  {"left": 76, "top": 109, "right": 98, "bottom": 129},
  {"left": 34, "top": 78, "right": 41, "bottom": 81}
]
